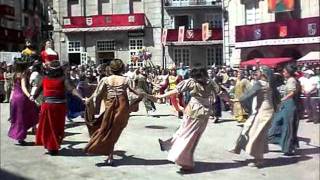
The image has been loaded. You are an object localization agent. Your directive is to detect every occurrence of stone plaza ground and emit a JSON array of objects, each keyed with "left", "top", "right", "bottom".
[{"left": 0, "top": 103, "right": 319, "bottom": 180}]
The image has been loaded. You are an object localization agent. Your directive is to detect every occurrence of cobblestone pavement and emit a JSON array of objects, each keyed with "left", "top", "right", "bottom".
[{"left": 1, "top": 103, "right": 319, "bottom": 180}]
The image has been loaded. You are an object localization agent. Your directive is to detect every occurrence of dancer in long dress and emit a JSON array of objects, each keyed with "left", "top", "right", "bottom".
[
  {"left": 8, "top": 60, "right": 39, "bottom": 145},
  {"left": 229, "top": 66, "right": 280, "bottom": 167},
  {"left": 153, "top": 66, "right": 220, "bottom": 172},
  {"left": 84, "top": 59, "right": 142, "bottom": 166},
  {"left": 31, "top": 61, "right": 83, "bottom": 155},
  {"left": 232, "top": 70, "right": 251, "bottom": 123},
  {"left": 268, "top": 64, "right": 301, "bottom": 155}
]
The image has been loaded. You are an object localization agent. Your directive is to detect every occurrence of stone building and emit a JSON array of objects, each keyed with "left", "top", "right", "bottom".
[
  {"left": 0, "top": 0, "right": 49, "bottom": 51},
  {"left": 51, "top": 0, "right": 163, "bottom": 66},
  {"left": 224, "top": 0, "right": 320, "bottom": 66},
  {"left": 163, "top": 0, "right": 223, "bottom": 67}
]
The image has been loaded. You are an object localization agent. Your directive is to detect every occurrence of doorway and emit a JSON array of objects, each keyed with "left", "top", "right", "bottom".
[
  {"left": 68, "top": 53, "right": 81, "bottom": 65},
  {"left": 97, "top": 52, "right": 115, "bottom": 65}
]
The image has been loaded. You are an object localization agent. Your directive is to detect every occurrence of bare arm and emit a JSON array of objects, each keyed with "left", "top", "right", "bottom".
[
  {"left": 21, "top": 75, "right": 31, "bottom": 98},
  {"left": 65, "top": 79, "right": 83, "bottom": 100},
  {"left": 30, "top": 80, "right": 43, "bottom": 100},
  {"left": 281, "top": 91, "right": 294, "bottom": 101},
  {"left": 157, "top": 89, "right": 179, "bottom": 99}
]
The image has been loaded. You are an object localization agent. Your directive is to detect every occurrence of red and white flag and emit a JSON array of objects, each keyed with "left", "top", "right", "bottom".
[{"left": 178, "top": 26, "right": 185, "bottom": 42}]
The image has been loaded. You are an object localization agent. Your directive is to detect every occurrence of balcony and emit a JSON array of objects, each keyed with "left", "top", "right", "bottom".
[
  {"left": 0, "top": 4, "right": 15, "bottom": 17},
  {"left": 166, "top": 27, "right": 222, "bottom": 45},
  {"left": 62, "top": 14, "right": 145, "bottom": 32},
  {"left": 236, "top": 17, "right": 320, "bottom": 47},
  {"left": 164, "top": 0, "right": 222, "bottom": 9}
]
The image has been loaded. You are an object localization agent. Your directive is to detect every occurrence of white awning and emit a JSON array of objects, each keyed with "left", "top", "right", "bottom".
[
  {"left": 61, "top": 26, "right": 145, "bottom": 33},
  {"left": 166, "top": 40, "right": 223, "bottom": 46},
  {"left": 297, "top": 51, "right": 320, "bottom": 65},
  {"left": 236, "top": 36, "right": 320, "bottom": 48},
  {"left": 298, "top": 51, "right": 320, "bottom": 61}
]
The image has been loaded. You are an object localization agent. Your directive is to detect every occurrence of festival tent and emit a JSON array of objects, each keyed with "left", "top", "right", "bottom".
[
  {"left": 297, "top": 51, "right": 320, "bottom": 65},
  {"left": 240, "top": 57, "right": 293, "bottom": 68}
]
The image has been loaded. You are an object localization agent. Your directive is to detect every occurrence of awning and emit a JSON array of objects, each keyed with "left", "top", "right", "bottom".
[
  {"left": 166, "top": 40, "right": 223, "bottom": 46},
  {"left": 240, "top": 57, "right": 293, "bottom": 68},
  {"left": 61, "top": 26, "right": 144, "bottom": 33},
  {"left": 297, "top": 51, "right": 320, "bottom": 65}
]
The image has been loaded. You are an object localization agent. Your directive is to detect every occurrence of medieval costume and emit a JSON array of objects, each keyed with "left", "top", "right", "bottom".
[
  {"left": 232, "top": 75, "right": 251, "bottom": 123},
  {"left": 8, "top": 60, "right": 39, "bottom": 145},
  {"left": 155, "top": 70, "right": 220, "bottom": 172},
  {"left": 168, "top": 69, "right": 184, "bottom": 117},
  {"left": 31, "top": 61, "right": 83, "bottom": 155},
  {"left": 268, "top": 66, "right": 301, "bottom": 155},
  {"left": 230, "top": 67, "right": 279, "bottom": 167},
  {"left": 84, "top": 59, "right": 142, "bottom": 165}
]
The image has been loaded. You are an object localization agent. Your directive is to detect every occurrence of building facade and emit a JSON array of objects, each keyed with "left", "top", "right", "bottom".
[
  {"left": 225, "top": 0, "right": 320, "bottom": 66},
  {"left": 0, "top": 0, "right": 49, "bottom": 51},
  {"left": 163, "top": 0, "right": 223, "bottom": 67},
  {"left": 51, "top": 0, "right": 163, "bottom": 66}
]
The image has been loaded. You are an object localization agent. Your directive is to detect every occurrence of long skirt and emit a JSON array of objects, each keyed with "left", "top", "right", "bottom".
[
  {"left": 232, "top": 108, "right": 273, "bottom": 159},
  {"left": 8, "top": 84, "right": 38, "bottom": 141},
  {"left": 160, "top": 116, "right": 209, "bottom": 167},
  {"left": 67, "top": 92, "right": 85, "bottom": 119},
  {"left": 268, "top": 98, "right": 299, "bottom": 153},
  {"left": 36, "top": 103, "right": 67, "bottom": 151},
  {"left": 84, "top": 95, "right": 130, "bottom": 155}
]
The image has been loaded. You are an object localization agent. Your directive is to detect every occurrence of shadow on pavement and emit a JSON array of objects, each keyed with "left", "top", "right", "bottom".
[
  {"left": 65, "top": 122, "right": 86, "bottom": 129},
  {"left": 296, "top": 147, "right": 320, "bottom": 156},
  {"left": 0, "top": 169, "right": 30, "bottom": 180},
  {"left": 145, "top": 125, "right": 167, "bottom": 129},
  {"left": 191, "top": 160, "right": 248, "bottom": 174},
  {"left": 182, "top": 155, "right": 314, "bottom": 174},
  {"left": 95, "top": 150, "right": 172, "bottom": 167},
  {"left": 58, "top": 146, "right": 100, "bottom": 157},
  {"left": 259, "top": 155, "right": 313, "bottom": 168}
]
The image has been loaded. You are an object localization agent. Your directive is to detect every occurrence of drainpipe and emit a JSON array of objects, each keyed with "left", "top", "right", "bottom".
[
  {"left": 161, "top": 0, "right": 166, "bottom": 68},
  {"left": 83, "top": 0, "right": 87, "bottom": 53}
]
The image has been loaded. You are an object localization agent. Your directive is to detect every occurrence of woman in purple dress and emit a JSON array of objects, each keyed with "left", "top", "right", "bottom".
[{"left": 8, "top": 60, "right": 39, "bottom": 145}]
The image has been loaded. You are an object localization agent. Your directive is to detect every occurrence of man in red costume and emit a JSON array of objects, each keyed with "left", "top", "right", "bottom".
[{"left": 30, "top": 60, "right": 83, "bottom": 155}]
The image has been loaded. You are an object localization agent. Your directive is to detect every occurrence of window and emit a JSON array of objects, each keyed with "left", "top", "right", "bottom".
[
  {"left": 174, "top": 48, "right": 190, "bottom": 66},
  {"left": 174, "top": 15, "right": 193, "bottom": 29},
  {"left": 205, "top": 14, "right": 222, "bottom": 28},
  {"left": 68, "top": 41, "right": 81, "bottom": 52},
  {"left": 207, "top": 46, "right": 222, "bottom": 66},
  {"left": 245, "top": 1, "right": 260, "bottom": 25},
  {"left": 129, "top": 38, "right": 144, "bottom": 67},
  {"left": 97, "top": 40, "right": 115, "bottom": 52}
]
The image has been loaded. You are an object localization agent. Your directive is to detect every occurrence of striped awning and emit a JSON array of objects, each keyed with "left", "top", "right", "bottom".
[{"left": 165, "top": 40, "right": 223, "bottom": 46}]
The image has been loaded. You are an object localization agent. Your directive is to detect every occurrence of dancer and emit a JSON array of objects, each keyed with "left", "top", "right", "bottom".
[
  {"left": 31, "top": 60, "right": 83, "bottom": 155},
  {"left": 153, "top": 66, "right": 220, "bottom": 173},
  {"left": 229, "top": 66, "right": 279, "bottom": 167},
  {"left": 268, "top": 64, "right": 301, "bottom": 155},
  {"left": 168, "top": 67, "right": 184, "bottom": 118},
  {"left": 84, "top": 59, "right": 142, "bottom": 166},
  {"left": 8, "top": 59, "right": 39, "bottom": 145},
  {"left": 232, "top": 70, "right": 251, "bottom": 123}
]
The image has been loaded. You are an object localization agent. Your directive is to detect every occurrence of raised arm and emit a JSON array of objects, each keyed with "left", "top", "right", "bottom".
[{"left": 65, "top": 79, "right": 83, "bottom": 100}]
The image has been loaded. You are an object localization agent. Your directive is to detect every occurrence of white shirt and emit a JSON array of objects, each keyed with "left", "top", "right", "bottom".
[{"left": 299, "top": 76, "right": 318, "bottom": 94}]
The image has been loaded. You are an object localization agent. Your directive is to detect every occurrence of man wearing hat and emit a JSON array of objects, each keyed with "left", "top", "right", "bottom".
[{"left": 299, "top": 69, "right": 319, "bottom": 123}]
